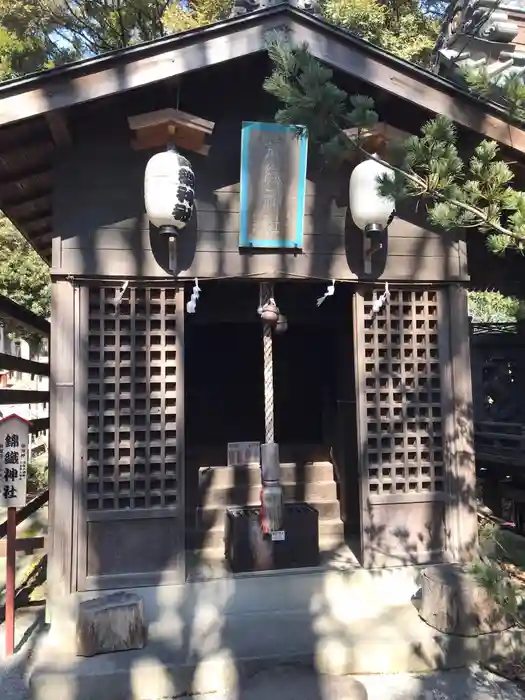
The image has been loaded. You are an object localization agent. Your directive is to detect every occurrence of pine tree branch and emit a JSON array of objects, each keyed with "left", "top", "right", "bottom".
[
  {"left": 263, "top": 39, "right": 525, "bottom": 253},
  {"left": 361, "top": 149, "right": 525, "bottom": 244}
]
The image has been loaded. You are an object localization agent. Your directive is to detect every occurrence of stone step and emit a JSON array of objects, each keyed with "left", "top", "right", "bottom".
[
  {"left": 198, "top": 462, "right": 336, "bottom": 489},
  {"left": 187, "top": 517, "right": 345, "bottom": 551},
  {"left": 31, "top": 592, "right": 477, "bottom": 700},
  {"left": 198, "top": 480, "right": 338, "bottom": 507},
  {"left": 196, "top": 500, "right": 341, "bottom": 530}
]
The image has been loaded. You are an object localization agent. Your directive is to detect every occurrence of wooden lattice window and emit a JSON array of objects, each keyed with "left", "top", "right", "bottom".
[
  {"left": 86, "top": 286, "right": 178, "bottom": 511},
  {"left": 362, "top": 288, "right": 444, "bottom": 496}
]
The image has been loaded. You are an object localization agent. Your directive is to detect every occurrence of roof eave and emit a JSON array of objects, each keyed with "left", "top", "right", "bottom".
[{"left": 0, "top": 5, "right": 521, "bottom": 136}]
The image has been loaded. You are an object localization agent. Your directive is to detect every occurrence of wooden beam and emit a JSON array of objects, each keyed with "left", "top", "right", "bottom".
[
  {"left": 16, "top": 209, "right": 52, "bottom": 227},
  {"left": 1, "top": 188, "right": 51, "bottom": 211},
  {"left": 0, "top": 141, "right": 54, "bottom": 168},
  {"left": 3, "top": 190, "right": 51, "bottom": 211},
  {"left": 0, "top": 490, "right": 49, "bottom": 539},
  {"left": 0, "top": 389, "right": 49, "bottom": 404},
  {"left": 0, "top": 9, "right": 519, "bottom": 155},
  {"left": 131, "top": 130, "right": 211, "bottom": 155},
  {"left": 45, "top": 110, "right": 72, "bottom": 148},
  {"left": 343, "top": 122, "right": 411, "bottom": 159},
  {"left": 30, "top": 417, "right": 49, "bottom": 433},
  {"left": 31, "top": 230, "right": 53, "bottom": 245},
  {"left": 0, "top": 353, "right": 49, "bottom": 376},
  {"left": 8, "top": 195, "right": 50, "bottom": 220},
  {"left": 0, "top": 17, "right": 284, "bottom": 127},
  {"left": 0, "top": 168, "right": 50, "bottom": 191},
  {"left": 0, "top": 294, "right": 49, "bottom": 336},
  {"left": 24, "top": 216, "right": 52, "bottom": 234},
  {"left": 290, "top": 19, "right": 525, "bottom": 155},
  {"left": 128, "top": 108, "right": 215, "bottom": 155},
  {"left": 128, "top": 108, "right": 214, "bottom": 134},
  {"left": 0, "top": 536, "right": 46, "bottom": 558}
]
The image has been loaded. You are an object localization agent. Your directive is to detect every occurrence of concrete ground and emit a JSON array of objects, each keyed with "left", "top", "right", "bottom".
[
  {"left": 2, "top": 653, "right": 525, "bottom": 700},
  {"left": 0, "top": 611, "right": 524, "bottom": 700}
]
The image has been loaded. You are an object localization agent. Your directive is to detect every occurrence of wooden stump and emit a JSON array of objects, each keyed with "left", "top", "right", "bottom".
[
  {"left": 76, "top": 591, "right": 147, "bottom": 657},
  {"left": 419, "top": 565, "right": 513, "bottom": 637}
]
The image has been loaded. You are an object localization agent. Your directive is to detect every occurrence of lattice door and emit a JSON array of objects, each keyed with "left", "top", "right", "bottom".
[
  {"left": 355, "top": 287, "right": 450, "bottom": 567},
  {"left": 79, "top": 285, "right": 184, "bottom": 590}
]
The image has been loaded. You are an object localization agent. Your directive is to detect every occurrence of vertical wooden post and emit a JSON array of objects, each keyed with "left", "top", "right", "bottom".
[{"left": 5, "top": 506, "right": 16, "bottom": 656}]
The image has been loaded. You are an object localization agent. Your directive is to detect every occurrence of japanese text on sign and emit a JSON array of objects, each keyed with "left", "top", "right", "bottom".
[
  {"left": 227, "top": 442, "right": 260, "bottom": 468},
  {"left": 0, "top": 417, "right": 29, "bottom": 508}
]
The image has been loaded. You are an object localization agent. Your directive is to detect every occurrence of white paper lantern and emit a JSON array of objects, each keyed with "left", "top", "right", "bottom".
[
  {"left": 145, "top": 147, "right": 195, "bottom": 235},
  {"left": 349, "top": 155, "right": 395, "bottom": 233}
]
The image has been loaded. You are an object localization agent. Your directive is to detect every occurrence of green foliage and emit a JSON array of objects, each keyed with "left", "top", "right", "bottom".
[
  {"left": 381, "top": 121, "right": 525, "bottom": 254},
  {"left": 0, "top": 0, "right": 75, "bottom": 79},
  {"left": 322, "top": 0, "right": 439, "bottom": 65},
  {"left": 461, "top": 67, "right": 525, "bottom": 123},
  {"left": 0, "top": 0, "right": 443, "bottom": 76},
  {"left": 27, "top": 453, "right": 49, "bottom": 493},
  {"left": 163, "top": 0, "right": 231, "bottom": 32},
  {"left": 471, "top": 558, "right": 523, "bottom": 623},
  {"left": 39, "top": 0, "right": 174, "bottom": 54},
  {"left": 468, "top": 291, "right": 522, "bottom": 324},
  {"left": 0, "top": 215, "right": 50, "bottom": 318},
  {"left": 264, "top": 40, "right": 525, "bottom": 254}
]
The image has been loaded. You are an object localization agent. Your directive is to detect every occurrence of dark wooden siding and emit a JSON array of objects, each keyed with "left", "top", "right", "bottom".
[
  {"left": 53, "top": 120, "right": 467, "bottom": 283},
  {"left": 354, "top": 284, "right": 476, "bottom": 566},
  {"left": 75, "top": 284, "right": 185, "bottom": 591}
]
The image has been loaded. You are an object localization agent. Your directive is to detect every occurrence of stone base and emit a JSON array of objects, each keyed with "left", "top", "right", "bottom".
[{"left": 29, "top": 565, "right": 482, "bottom": 700}]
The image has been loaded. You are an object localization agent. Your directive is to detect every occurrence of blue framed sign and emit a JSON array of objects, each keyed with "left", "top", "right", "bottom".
[{"left": 239, "top": 122, "right": 308, "bottom": 249}]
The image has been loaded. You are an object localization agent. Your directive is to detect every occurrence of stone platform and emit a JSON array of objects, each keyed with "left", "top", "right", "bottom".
[{"left": 27, "top": 561, "right": 525, "bottom": 700}]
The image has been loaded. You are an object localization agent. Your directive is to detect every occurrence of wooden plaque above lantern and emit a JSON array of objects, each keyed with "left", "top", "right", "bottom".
[
  {"left": 128, "top": 108, "right": 215, "bottom": 155},
  {"left": 239, "top": 122, "right": 308, "bottom": 250}
]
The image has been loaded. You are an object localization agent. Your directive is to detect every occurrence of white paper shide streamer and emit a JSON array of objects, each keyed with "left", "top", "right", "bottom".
[
  {"left": 372, "top": 282, "right": 390, "bottom": 315},
  {"left": 317, "top": 280, "right": 336, "bottom": 307},
  {"left": 186, "top": 278, "right": 201, "bottom": 314}
]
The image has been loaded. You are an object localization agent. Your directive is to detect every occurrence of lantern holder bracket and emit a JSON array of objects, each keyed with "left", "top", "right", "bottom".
[
  {"left": 168, "top": 237, "right": 176, "bottom": 273},
  {"left": 128, "top": 108, "right": 215, "bottom": 155},
  {"left": 363, "top": 224, "right": 386, "bottom": 275}
]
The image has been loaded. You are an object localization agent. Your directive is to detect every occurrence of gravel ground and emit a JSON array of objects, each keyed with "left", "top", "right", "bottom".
[
  {"left": 0, "top": 649, "right": 31, "bottom": 700},
  {"left": 223, "top": 665, "right": 525, "bottom": 700},
  {"left": 2, "top": 658, "right": 525, "bottom": 700}
]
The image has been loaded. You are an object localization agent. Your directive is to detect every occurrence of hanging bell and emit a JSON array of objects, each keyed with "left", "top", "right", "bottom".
[{"left": 259, "top": 298, "right": 279, "bottom": 326}]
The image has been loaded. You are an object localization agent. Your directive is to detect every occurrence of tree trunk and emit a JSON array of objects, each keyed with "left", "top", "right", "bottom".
[
  {"left": 76, "top": 591, "right": 147, "bottom": 657},
  {"left": 419, "top": 565, "right": 513, "bottom": 636}
]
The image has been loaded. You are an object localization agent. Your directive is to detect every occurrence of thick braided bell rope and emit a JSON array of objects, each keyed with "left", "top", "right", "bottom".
[{"left": 260, "top": 282, "right": 275, "bottom": 444}]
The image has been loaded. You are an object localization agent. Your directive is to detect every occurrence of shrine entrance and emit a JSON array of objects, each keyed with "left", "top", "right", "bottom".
[{"left": 183, "top": 280, "right": 360, "bottom": 569}]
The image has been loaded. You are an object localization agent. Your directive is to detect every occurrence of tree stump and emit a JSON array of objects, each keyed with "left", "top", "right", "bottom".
[
  {"left": 76, "top": 591, "right": 147, "bottom": 657},
  {"left": 419, "top": 565, "right": 513, "bottom": 637}
]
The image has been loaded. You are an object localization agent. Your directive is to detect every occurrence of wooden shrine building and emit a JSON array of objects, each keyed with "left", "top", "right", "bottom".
[{"left": 0, "top": 0, "right": 522, "bottom": 648}]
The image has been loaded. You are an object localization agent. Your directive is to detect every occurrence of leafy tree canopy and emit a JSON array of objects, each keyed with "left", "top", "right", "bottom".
[
  {"left": 0, "top": 0, "right": 75, "bottom": 79},
  {"left": 322, "top": 0, "right": 439, "bottom": 65},
  {"left": 468, "top": 291, "right": 523, "bottom": 324},
  {"left": 0, "top": 215, "right": 50, "bottom": 318},
  {"left": 40, "top": 0, "right": 173, "bottom": 55},
  {"left": 0, "top": 0, "right": 442, "bottom": 67}
]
